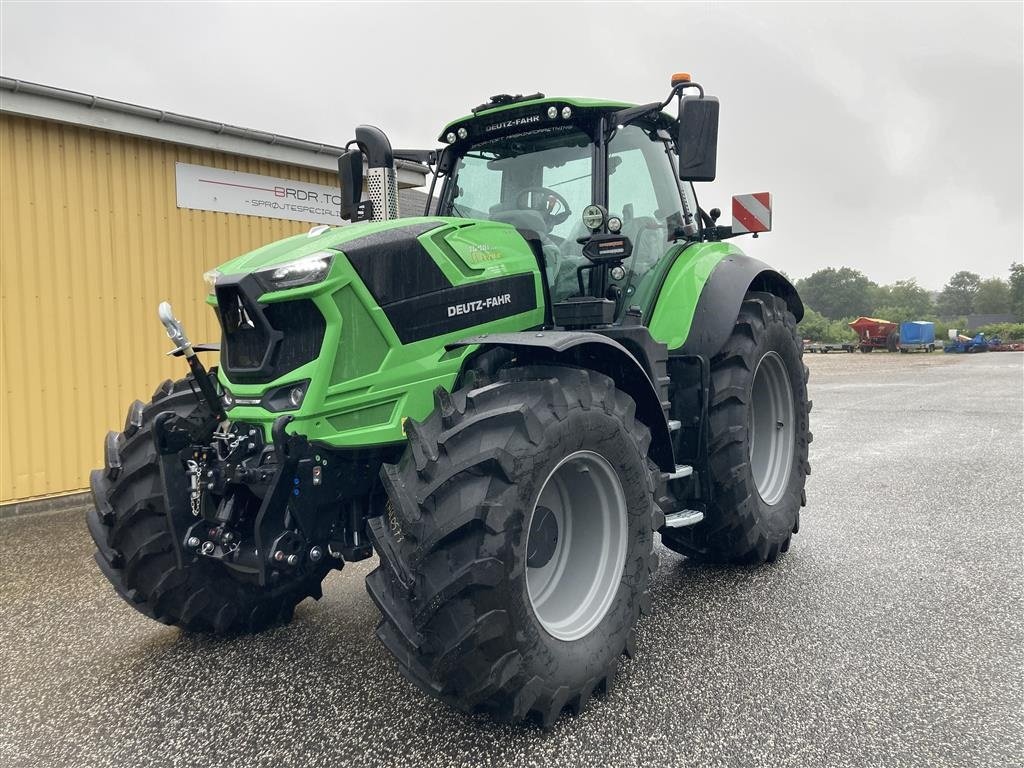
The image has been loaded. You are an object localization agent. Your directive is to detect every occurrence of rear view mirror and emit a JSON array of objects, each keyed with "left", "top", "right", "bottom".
[
  {"left": 677, "top": 95, "right": 719, "bottom": 182},
  {"left": 337, "top": 149, "right": 364, "bottom": 221}
]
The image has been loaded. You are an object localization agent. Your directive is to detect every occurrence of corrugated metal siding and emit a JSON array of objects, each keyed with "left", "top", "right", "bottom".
[{"left": 0, "top": 114, "right": 339, "bottom": 503}]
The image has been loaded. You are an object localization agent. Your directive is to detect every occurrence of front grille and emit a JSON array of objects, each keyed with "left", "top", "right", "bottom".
[
  {"left": 215, "top": 276, "right": 326, "bottom": 385},
  {"left": 264, "top": 301, "right": 325, "bottom": 375},
  {"left": 219, "top": 286, "right": 269, "bottom": 370}
]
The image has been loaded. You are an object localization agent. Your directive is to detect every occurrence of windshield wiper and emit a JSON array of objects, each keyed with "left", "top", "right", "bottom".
[{"left": 549, "top": 173, "right": 589, "bottom": 188}]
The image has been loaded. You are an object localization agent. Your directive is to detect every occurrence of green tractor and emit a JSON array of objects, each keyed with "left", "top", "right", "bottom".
[{"left": 89, "top": 74, "right": 810, "bottom": 726}]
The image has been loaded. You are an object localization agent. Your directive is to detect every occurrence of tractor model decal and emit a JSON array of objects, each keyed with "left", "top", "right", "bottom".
[
  {"left": 484, "top": 114, "right": 542, "bottom": 133},
  {"left": 447, "top": 293, "right": 513, "bottom": 317}
]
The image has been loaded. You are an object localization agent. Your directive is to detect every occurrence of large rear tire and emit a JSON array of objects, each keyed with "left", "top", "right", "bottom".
[
  {"left": 662, "top": 292, "right": 811, "bottom": 564},
  {"left": 366, "top": 365, "right": 658, "bottom": 726},
  {"left": 88, "top": 376, "right": 330, "bottom": 632}
]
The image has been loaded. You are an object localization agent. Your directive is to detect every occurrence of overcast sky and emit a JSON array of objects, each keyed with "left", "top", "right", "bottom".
[{"left": 2, "top": 1, "right": 1021, "bottom": 288}]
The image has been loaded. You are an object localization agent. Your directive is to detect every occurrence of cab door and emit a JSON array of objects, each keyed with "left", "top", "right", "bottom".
[{"left": 605, "top": 124, "right": 694, "bottom": 319}]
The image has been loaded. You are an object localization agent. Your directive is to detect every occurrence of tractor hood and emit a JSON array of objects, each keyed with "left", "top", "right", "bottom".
[
  {"left": 214, "top": 217, "right": 455, "bottom": 277},
  {"left": 206, "top": 215, "right": 545, "bottom": 442},
  {"left": 208, "top": 217, "right": 547, "bottom": 328},
  {"left": 207, "top": 215, "right": 545, "bottom": 350}
]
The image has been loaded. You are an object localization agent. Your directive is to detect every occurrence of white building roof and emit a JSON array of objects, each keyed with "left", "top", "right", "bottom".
[{"left": 0, "top": 77, "right": 428, "bottom": 188}]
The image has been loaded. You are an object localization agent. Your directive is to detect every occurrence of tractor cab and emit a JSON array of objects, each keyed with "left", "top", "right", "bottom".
[{"left": 434, "top": 95, "right": 695, "bottom": 317}]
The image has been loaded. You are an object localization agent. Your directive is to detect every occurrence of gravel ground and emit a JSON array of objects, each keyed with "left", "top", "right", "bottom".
[{"left": 2, "top": 352, "right": 1021, "bottom": 768}]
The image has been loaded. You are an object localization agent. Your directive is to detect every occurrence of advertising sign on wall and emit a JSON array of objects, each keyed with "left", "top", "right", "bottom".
[{"left": 175, "top": 162, "right": 344, "bottom": 225}]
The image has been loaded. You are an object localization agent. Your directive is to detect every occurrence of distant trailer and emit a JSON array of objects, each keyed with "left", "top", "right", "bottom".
[
  {"left": 899, "top": 321, "right": 936, "bottom": 353},
  {"left": 849, "top": 317, "right": 899, "bottom": 353},
  {"left": 989, "top": 339, "right": 1024, "bottom": 352},
  {"left": 804, "top": 341, "right": 856, "bottom": 354}
]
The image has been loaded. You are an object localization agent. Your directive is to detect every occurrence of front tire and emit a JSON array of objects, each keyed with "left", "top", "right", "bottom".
[
  {"left": 662, "top": 292, "right": 811, "bottom": 564},
  {"left": 366, "top": 365, "right": 657, "bottom": 725},
  {"left": 88, "top": 376, "right": 330, "bottom": 632}
]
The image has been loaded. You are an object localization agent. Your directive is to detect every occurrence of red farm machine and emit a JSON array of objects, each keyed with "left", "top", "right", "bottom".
[{"left": 849, "top": 317, "right": 900, "bottom": 353}]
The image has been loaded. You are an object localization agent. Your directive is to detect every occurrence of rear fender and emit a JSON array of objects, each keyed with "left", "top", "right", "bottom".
[
  {"left": 450, "top": 332, "right": 675, "bottom": 472},
  {"left": 649, "top": 245, "right": 802, "bottom": 357},
  {"left": 682, "top": 253, "right": 801, "bottom": 357}
]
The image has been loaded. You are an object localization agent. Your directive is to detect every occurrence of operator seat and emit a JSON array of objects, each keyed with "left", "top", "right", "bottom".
[
  {"left": 549, "top": 219, "right": 589, "bottom": 299},
  {"left": 619, "top": 215, "right": 667, "bottom": 278}
]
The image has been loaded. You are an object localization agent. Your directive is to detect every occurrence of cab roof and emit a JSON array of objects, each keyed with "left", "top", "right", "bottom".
[{"left": 438, "top": 94, "right": 673, "bottom": 142}]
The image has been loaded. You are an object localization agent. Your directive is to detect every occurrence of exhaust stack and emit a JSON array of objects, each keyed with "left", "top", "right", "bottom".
[{"left": 355, "top": 125, "right": 398, "bottom": 221}]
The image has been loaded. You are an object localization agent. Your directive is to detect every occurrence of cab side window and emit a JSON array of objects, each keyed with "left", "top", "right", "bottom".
[{"left": 609, "top": 144, "right": 660, "bottom": 224}]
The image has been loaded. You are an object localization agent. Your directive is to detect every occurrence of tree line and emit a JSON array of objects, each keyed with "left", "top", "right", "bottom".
[{"left": 795, "top": 263, "right": 1024, "bottom": 343}]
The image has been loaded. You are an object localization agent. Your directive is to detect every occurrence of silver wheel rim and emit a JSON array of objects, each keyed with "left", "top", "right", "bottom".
[
  {"left": 749, "top": 351, "right": 796, "bottom": 505},
  {"left": 526, "top": 450, "right": 628, "bottom": 642}
]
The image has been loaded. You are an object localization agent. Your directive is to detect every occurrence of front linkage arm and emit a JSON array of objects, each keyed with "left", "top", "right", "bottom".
[{"left": 158, "top": 302, "right": 225, "bottom": 421}]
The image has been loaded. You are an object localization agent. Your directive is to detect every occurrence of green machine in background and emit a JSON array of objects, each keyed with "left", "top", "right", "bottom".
[{"left": 89, "top": 73, "right": 810, "bottom": 726}]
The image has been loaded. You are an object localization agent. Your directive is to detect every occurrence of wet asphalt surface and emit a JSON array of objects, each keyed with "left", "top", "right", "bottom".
[{"left": 1, "top": 352, "right": 1022, "bottom": 767}]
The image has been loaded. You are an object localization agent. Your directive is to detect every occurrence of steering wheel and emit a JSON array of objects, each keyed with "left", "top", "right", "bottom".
[{"left": 514, "top": 186, "right": 572, "bottom": 229}]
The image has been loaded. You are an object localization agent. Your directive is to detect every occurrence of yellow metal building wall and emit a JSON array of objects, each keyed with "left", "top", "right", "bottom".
[{"left": 0, "top": 113, "right": 338, "bottom": 503}]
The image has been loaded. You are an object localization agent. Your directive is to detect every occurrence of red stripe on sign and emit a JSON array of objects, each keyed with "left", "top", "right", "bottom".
[
  {"left": 199, "top": 179, "right": 276, "bottom": 193},
  {"left": 732, "top": 198, "right": 763, "bottom": 233},
  {"left": 753, "top": 192, "right": 770, "bottom": 209}
]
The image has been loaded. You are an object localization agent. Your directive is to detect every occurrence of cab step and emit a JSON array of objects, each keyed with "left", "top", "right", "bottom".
[
  {"left": 665, "top": 464, "right": 693, "bottom": 481},
  {"left": 663, "top": 509, "right": 704, "bottom": 528}
]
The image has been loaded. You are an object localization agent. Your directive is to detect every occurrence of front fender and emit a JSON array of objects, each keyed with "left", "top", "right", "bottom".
[{"left": 449, "top": 332, "right": 675, "bottom": 472}]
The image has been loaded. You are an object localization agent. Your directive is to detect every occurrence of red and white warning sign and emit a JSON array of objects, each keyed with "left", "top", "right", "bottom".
[{"left": 731, "top": 192, "right": 772, "bottom": 233}]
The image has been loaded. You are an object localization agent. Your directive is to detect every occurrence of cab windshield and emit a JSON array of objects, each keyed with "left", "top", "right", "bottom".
[
  {"left": 441, "top": 123, "right": 688, "bottom": 311},
  {"left": 443, "top": 127, "right": 593, "bottom": 279}
]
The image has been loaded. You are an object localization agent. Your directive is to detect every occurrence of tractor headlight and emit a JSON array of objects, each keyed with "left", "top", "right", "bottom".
[
  {"left": 256, "top": 252, "right": 334, "bottom": 291},
  {"left": 262, "top": 380, "right": 310, "bottom": 412}
]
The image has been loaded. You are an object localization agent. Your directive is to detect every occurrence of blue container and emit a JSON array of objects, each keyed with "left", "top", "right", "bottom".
[{"left": 900, "top": 321, "right": 935, "bottom": 345}]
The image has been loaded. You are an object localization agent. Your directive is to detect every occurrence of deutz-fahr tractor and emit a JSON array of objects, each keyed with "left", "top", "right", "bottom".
[{"left": 89, "top": 74, "right": 810, "bottom": 726}]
